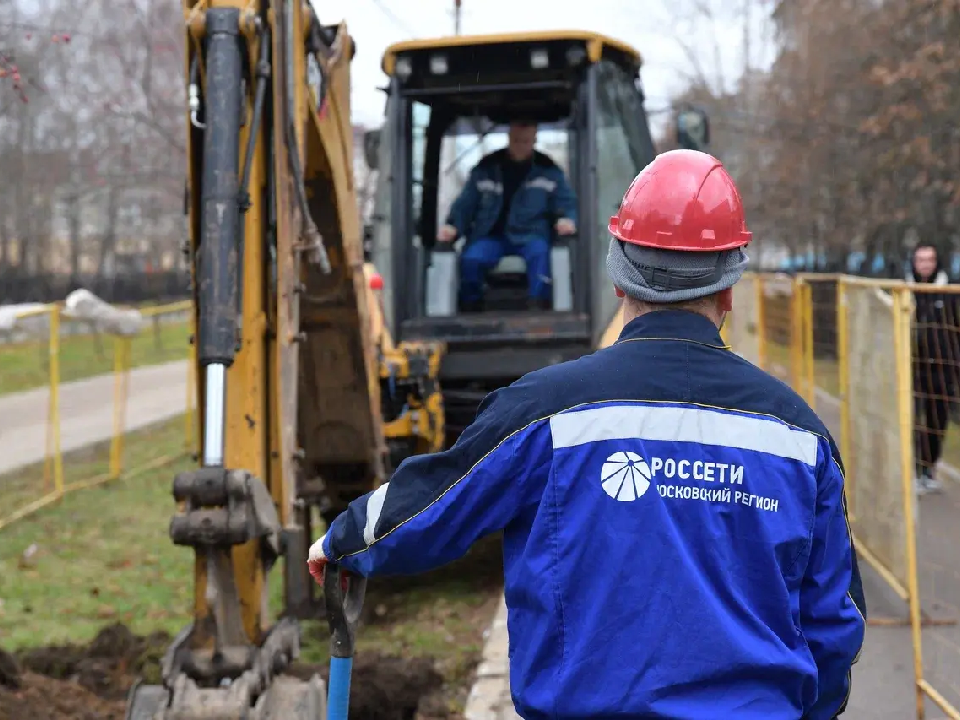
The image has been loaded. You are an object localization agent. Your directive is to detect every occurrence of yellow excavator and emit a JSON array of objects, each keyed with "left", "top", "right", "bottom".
[{"left": 127, "top": 2, "right": 677, "bottom": 716}]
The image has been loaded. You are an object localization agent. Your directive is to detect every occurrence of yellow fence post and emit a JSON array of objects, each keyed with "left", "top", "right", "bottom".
[
  {"left": 790, "top": 278, "right": 811, "bottom": 401},
  {"left": 755, "top": 275, "right": 766, "bottom": 369},
  {"left": 894, "top": 285, "right": 926, "bottom": 719},
  {"left": 790, "top": 278, "right": 801, "bottom": 388},
  {"left": 836, "top": 278, "right": 854, "bottom": 520},
  {"left": 49, "top": 305, "right": 64, "bottom": 497},
  {"left": 802, "top": 281, "right": 815, "bottom": 410},
  {"left": 1, "top": 299, "right": 196, "bottom": 532},
  {"left": 185, "top": 315, "right": 197, "bottom": 453},
  {"left": 42, "top": 307, "right": 54, "bottom": 492},
  {"left": 109, "top": 337, "right": 132, "bottom": 478}
]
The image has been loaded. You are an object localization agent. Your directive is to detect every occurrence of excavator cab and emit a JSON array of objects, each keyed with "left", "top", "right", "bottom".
[{"left": 365, "top": 32, "right": 658, "bottom": 435}]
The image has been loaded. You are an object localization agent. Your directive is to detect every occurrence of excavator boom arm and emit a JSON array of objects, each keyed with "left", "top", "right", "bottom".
[{"left": 126, "top": 2, "right": 444, "bottom": 718}]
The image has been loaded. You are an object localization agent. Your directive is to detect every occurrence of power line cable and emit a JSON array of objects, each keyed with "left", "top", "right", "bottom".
[{"left": 366, "top": 0, "right": 417, "bottom": 38}]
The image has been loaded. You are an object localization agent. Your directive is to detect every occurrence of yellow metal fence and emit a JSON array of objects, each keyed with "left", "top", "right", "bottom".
[
  {"left": 729, "top": 272, "right": 960, "bottom": 720},
  {"left": 0, "top": 300, "right": 197, "bottom": 530}
]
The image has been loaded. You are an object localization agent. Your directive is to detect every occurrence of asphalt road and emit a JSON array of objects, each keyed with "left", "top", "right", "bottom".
[{"left": 0, "top": 360, "right": 189, "bottom": 476}]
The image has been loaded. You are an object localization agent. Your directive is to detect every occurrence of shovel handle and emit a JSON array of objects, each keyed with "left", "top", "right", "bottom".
[
  {"left": 324, "top": 563, "right": 366, "bottom": 720},
  {"left": 323, "top": 562, "right": 367, "bottom": 657}
]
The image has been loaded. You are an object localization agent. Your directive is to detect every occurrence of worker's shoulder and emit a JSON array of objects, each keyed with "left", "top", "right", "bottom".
[
  {"left": 488, "top": 341, "right": 836, "bottom": 461},
  {"left": 496, "top": 345, "right": 647, "bottom": 421},
  {"left": 594, "top": 339, "right": 833, "bottom": 447},
  {"left": 478, "top": 353, "right": 614, "bottom": 435},
  {"left": 475, "top": 148, "right": 508, "bottom": 170},
  {"left": 531, "top": 150, "right": 559, "bottom": 170},
  {"left": 720, "top": 349, "right": 835, "bottom": 448}
]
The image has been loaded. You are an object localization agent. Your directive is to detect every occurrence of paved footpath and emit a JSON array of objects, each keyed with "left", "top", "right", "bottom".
[
  {"left": 0, "top": 360, "right": 189, "bottom": 475},
  {"left": 463, "top": 383, "right": 960, "bottom": 719}
]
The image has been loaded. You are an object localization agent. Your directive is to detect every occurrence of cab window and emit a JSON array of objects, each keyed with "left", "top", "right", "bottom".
[
  {"left": 433, "top": 120, "right": 571, "bottom": 232},
  {"left": 411, "top": 100, "right": 431, "bottom": 244},
  {"left": 594, "top": 59, "right": 657, "bottom": 323}
]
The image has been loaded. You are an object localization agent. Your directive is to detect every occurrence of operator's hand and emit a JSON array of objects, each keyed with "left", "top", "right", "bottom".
[
  {"left": 437, "top": 224, "right": 458, "bottom": 243},
  {"left": 307, "top": 534, "right": 355, "bottom": 590},
  {"left": 307, "top": 535, "right": 329, "bottom": 584},
  {"left": 555, "top": 218, "right": 576, "bottom": 236}
]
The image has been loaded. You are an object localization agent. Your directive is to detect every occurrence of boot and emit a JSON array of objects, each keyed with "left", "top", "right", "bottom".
[{"left": 527, "top": 297, "right": 551, "bottom": 311}]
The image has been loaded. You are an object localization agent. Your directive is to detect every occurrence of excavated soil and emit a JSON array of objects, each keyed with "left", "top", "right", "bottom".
[
  {"left": 1, "top": 538, "right": 504, "bottom": 719},
  {"left": 0, "top": 624, "right": 168, "bottom": 720},
  {"left": 0, "top": 627, "right": 454, "bottom": 720}
]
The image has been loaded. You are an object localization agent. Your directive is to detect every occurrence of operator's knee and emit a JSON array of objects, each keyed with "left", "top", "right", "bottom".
[
  {"left": 520, "top": 237, "right": 551, "bottom": 299},
  {"left": 461, "top": 237, "right": 505, "bottom": 273}
]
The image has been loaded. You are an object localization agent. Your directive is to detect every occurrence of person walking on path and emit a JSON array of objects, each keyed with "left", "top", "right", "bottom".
[
  {"left": 877, "top": 242, "right": 960, "bottom": 494},
  {"left": 907, "top": 242, "right": 960, "bottom": 494},
  {"left": 309, "top": 149, "right": 867, "bottom": 720}
]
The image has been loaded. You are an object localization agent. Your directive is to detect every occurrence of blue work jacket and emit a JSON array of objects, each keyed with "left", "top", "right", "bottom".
[
  {"left": 445, "top": 149, "right": 578, "bottom": 245},
  {"left": 323, "top": 309, "right": 867, "bottom": 720}
]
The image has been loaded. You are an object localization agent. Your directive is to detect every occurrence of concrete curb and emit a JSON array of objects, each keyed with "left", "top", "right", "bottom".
[{"left": 464, "top": 596, "right": 520, "bottom": 720}]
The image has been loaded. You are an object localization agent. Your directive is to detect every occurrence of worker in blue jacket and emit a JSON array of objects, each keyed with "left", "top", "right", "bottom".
[
  {"left": 309, "top": 149, "right": 866, "bottom": 720},
  {"left": 436, "top": 120, "right": 578, "bottom": 311}
]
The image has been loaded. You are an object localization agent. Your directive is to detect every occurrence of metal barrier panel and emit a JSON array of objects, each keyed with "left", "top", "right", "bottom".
[
  {"left": 796, "top": 275, "right": 843, "bottom": 428},
  {"left": 757, "top": 273, "right": 797, "bottom": 384},
  {"left": 0, "top": 301, "right": 194, "bottom": 530},
  {"left": 664, "top": 271, "right": 960, "bottom": 718},
  {"left": 907, "top": 283, "right": 960, "bottom": 717},
  {"left": 844, "top": 280, "right": 911, "bottom": 589},
  {"left": 727, "top": 273, "right": 763, "bottom": 367},
  {"left": 0, "top": 305, "right": 63, "bottom": 529},
  {"left": 57, "top": 301, "right": 194, "bottom": 495}
]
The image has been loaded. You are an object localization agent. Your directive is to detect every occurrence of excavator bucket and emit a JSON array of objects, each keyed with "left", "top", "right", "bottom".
[
  {"left": 125, "top": 674, "right": 327, "bottom": 720},
  {"left": 125, "top": 566, "right": 364, "bottom": 720}
]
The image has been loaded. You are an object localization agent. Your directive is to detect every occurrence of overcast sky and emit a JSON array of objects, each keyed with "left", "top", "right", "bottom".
[{"left": 317, "top": 0, "right": 776, "bottom": 135}]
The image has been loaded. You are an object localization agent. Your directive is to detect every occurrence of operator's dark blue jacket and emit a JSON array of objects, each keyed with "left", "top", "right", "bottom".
[
  {"left": 445, "top": 148, "right": 578, "bottom": 246},
  {"left": 322, "top": 310, "right": 867, "bottom": 720}
]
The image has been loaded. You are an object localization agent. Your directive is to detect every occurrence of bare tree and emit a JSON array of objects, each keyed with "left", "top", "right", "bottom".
[{"left": 0, "top": 0, "right": 185, "bottom": 292}]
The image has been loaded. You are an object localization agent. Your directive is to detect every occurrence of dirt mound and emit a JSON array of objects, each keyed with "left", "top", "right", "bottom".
[
  {"left": 14, "top": 622, "right": 170, "bottom": 700},
  {"left": 0, "top": 623, "right": 168, "bottom": 720},
  {"left": 287, "top": 655, "right": 445, "bottom": 720},
  {"left": 2, "top": 624, "right": 454, "bottom": 720},
  {"left": 0, "top": 672, "right": 125, "bottom": 720}
]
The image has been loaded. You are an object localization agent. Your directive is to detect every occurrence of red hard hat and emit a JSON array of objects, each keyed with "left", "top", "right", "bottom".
[
  {"left": 369, "top": 272, "right": 384, "bottom": 291},
  {"left": 608, "top": 149, "right": 752, "bottom": 252}
]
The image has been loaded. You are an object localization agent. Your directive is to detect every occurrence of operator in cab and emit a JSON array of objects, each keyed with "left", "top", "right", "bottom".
[
  {"left": 437, "top": 120, "right": 578, "bottom": 311},
  {"left": 309, "top": 150, "right": 866, "bottom": 720}
]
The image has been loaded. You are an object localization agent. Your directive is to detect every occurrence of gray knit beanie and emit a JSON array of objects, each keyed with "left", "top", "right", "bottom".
[{"left": 606, "top": 238, "right": 749, "bottom": 304}]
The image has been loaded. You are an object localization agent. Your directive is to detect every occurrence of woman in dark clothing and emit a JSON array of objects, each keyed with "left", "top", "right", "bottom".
[{"left": 907, "top": 243, "right": 960, "bottom": 494}]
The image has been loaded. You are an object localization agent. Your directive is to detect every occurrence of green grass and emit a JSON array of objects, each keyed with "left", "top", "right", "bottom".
[
  {"left": 0, "top": 411, "right": 192, "bottom": 525},
  {"left": 0, "top": 320, "right": 191, "bottom": 397},
  {"left": 1, "top": 414, "right": 503, "bottom": 708},
  {"left": 0, "top": 417, "right": 195, "bottom": 648}
]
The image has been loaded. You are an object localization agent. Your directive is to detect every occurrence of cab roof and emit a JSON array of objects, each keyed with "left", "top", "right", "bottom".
[{"left": 381, "top": 29, "right": 643, "bottom": 75}]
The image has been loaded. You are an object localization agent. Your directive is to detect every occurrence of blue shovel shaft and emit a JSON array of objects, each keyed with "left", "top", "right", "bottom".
[{"left": 327, "top": 655, "right": 354, "bottom": 720}]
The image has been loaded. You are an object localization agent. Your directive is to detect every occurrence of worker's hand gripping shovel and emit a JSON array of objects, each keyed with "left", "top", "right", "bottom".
[{"left": 324, "top": 563, "right": 367, "bottom": 720}]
